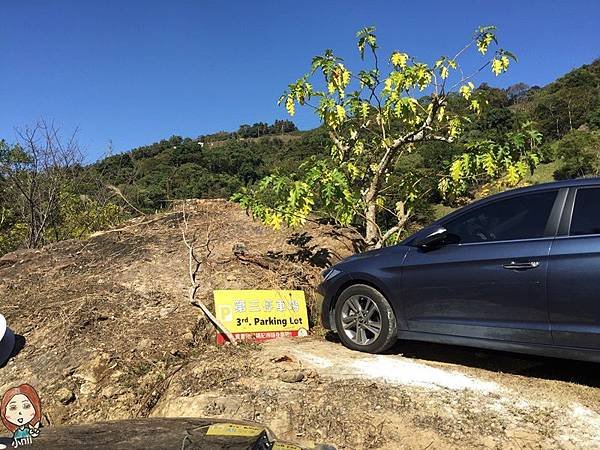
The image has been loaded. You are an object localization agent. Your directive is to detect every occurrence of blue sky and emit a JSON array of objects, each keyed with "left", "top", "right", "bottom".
[{"left": 1, "top": 1, "right": 599, "bottom": 162}]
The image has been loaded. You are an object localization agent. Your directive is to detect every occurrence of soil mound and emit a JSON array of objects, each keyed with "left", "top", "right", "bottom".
[{"left": 0, "top": 200, "right": 356, "bottom": 433}]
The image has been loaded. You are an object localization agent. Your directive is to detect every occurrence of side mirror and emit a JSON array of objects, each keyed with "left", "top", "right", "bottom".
[{"left": 415, "top": 227, "right": 448, "bottom": 250}]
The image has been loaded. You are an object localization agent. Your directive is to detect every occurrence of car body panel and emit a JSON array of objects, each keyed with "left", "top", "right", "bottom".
[
  {"left": 548, "top": 235, "right": 600, "bottom": 349},
  {"left": 401, "top": 238, "right": 553, "bottom": 344},
  {"left": 319, "top": 271, "right": 354, "bottom": 330},
  {"left": 319, "top": 246, "right": 410, "bottom": 330},
  {"left": 547, "top": 184, "right": 600, "bottom": 349},
  {"left": 19, "top": 418, "right": 323, "bottom": 450}
]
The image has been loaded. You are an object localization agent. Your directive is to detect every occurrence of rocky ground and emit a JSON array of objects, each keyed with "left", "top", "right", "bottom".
[{"left": 1, "top": 200, "right": 600, "bottom": 449}]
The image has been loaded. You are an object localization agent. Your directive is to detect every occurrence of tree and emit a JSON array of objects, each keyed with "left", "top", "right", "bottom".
[
  {"left": 234, "top": 26, "right": 517, "bottom": 247},
  {"left": 439, "top": 121, "right": 543, "bottom": 200},
  {"left": 552, "top": 130, "right": 600, "bottom": 179},
  {"left": 589, "top": 106, "right": 600, "bottom": 130},
  {"left": 528, "top": 60, "right": 600, "bottom": 139},
  {"left": 0, "top": 121, "right": 122, "bottom": 253},
  {"left": 269, "top": 120, "right": 298, "bottom": 134},
  {"left": 237, "top": 120, "right": 297, "bottom": 138},
  {"left": 0, "top": 121, "right": 83, "bottom": 248}
]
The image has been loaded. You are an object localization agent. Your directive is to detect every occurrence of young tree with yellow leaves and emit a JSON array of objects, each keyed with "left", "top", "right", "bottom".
[{"left": 235, "top": 26, "right": 521, "bottom": 248}]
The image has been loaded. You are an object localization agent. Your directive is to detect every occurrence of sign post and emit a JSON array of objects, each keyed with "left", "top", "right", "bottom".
[{"left": 214, "top": 290, "right": 309, "bottom": 344}]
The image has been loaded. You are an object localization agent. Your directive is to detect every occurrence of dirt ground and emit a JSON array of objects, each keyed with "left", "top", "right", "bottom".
[{"left": 1, "top": 200, "right": 600, "bottom": 449}]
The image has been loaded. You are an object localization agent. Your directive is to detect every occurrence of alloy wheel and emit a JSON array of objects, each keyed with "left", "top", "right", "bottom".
[{"left": 340, "top": 294, "right": 382, "bottom": 345}]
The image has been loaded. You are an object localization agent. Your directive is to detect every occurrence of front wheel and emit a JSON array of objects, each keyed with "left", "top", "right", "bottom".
[{"left": 334, "top": 284, "right": 397, "bottom": 353}]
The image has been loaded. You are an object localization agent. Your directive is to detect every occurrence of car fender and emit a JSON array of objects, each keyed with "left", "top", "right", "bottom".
[
  {"left": 324, "top": 270, "right": 408, "bottom": 333},
  {"left": 344, "top": 271, "right": 408, "bottom": 331}
]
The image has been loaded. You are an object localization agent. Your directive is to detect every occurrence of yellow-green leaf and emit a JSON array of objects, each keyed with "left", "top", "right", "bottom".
[
  {"left": 438, "top": 178, "right": 449, "bottom": 196},
  {"left": 391, "top": 52, "right": 408, "bottom": 68},
  {"left": 506, "top": 165, "right": 519, "bottom": 185},
  {"left": 459, "top": 82, "right": 474, "bottom": 100},
  {"left": 449, "top": 117, "right": 462, "bottom": 138},
  {"left": 450, "top": 159, "right": 463, "bottom": 182},
  {"left": 352, "top": 140, "right": 364, "bottom": 155},
  {"left": 440, "top": 65, "right": 449, "bottom": 79},
  {"left": 360, "top": 102, "right": 370, "bottom": 119},
  {"left": 285, "top": 96, "right": 295, "bottom": 116},
  {"left": 481, "top": 153, "right": 496, "bottom": 176},
  {"left": 335, "top": 105, "right": 346, "bottom": 121}
]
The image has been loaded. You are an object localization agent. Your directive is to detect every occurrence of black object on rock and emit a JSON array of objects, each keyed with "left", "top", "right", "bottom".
[{"left": 0, "top": 314, "right": 15, "bottom": 367}]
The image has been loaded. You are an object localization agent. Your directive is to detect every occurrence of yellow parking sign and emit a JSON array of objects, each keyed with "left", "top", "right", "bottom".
[{"left": 214, "top": 290, "right": 309, "bottom": 344}]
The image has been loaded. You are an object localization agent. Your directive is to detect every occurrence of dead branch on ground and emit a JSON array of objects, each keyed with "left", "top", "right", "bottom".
[
  {"left": 180, "top": 201, "right": 237, "bottom": 345},
  {"left": 86, "top": 211, "right": 181, "bottom": 239}
]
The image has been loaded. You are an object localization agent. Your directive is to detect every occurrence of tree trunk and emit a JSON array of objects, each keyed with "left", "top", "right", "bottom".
[
  {"left": 362, "top": 146, "right": 394, "bottom": 247},
  {"left": 568, "top": 100, "right": 573, "bottom": 131},
  {"left": 364, "top": 198, "right": 378, "bottom": 247}
]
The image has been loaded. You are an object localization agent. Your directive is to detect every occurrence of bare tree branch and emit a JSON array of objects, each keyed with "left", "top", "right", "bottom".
[
  {"left": 3, "top": 120, "right": 83, "bottom": 248},
  {"left": 328, "top": 130, "right": 351, "bottom": 158},
  {"left": 180, "top": 201, "right": 237, "bottom": 345},
  {"left": 376, "top": 201, "right": 411, "bottom": 249},
  {"left": 107, "top": 184, "right": 146, "bottom": 216}
]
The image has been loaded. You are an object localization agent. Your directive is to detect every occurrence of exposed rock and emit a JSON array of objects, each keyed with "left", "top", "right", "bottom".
[
  {"left": 79, "top": 382, "right": 96, "bottom": 396},
  {"left": 232, "top": 242, "right": 247, "bottom": 256},
  {"left": 56, "top": 387, "right": 75, "bottom": 405},
  {"left": 73, "top": 352, "right": 112, "bottom": 385},
  {"left": 279, "top": 370, "right": 305, "bottom": 383},
  {"left": 183, "top": 331, "right": 195, "bottom": 344},
  {"left": 100, "top": 385, "right": 124, "bottom": 399},
  {"left": 136, "top": 338, "right": 153, "bottom": 352}
]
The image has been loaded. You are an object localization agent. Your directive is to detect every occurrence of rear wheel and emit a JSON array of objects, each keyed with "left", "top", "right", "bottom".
[{"left": 334, "top": 284, "right": 397, "bottom": 353}]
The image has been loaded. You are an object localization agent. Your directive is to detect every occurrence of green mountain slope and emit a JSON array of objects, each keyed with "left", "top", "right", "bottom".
[
  {"left": 92, "top": 59, "right": 600, "bottom": 214},
  {"left": 3, "top": 59, "right": 599, "bottom": 257}
]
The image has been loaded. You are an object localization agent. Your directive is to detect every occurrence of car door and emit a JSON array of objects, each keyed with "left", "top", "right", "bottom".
[
  {"left": 548, "top": 186, "right": 600, "bottom": 349},
  {"left": 401, "top": 189, "right": 565, "bottom": 344}
]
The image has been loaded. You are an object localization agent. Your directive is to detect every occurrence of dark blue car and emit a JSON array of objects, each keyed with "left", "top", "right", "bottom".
[{"left": 319, "top": 178, "right": 600, "bottom": 361}]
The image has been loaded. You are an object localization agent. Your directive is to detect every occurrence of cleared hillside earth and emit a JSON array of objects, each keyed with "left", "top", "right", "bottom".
[{"left": 1, "top": 200, "right": 600, "bottom": 449}]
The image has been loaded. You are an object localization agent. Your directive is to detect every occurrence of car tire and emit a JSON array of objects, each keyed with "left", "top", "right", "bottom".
[{"left": 334, "top": 284, "right": 397, "bottom": 353}]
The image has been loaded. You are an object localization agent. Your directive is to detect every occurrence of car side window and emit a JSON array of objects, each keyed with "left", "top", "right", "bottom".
[
  {"left": 570, "top": 188, "right": 600, "bottom": 236},
  {"left": 443, "top": 191, "right": 558, "bottom": 244}
]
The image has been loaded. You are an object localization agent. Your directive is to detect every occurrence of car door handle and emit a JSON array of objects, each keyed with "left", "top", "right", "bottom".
[{"left": 502, "top": 261, "right": 540, "bottom": 270}]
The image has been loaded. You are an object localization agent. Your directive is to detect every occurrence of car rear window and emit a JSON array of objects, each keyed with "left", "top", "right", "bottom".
[
  {"left": 570, "top": 188, "right": 600, "bottom": 236},
  {"left": 444, "top": 191, "right": 557, "bottom": 244}
]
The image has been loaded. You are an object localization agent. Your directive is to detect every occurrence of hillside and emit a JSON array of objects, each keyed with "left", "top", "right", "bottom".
[
  {"left": 92, "top": 59, "right": 600, "bottom": 215},
  {"left": 521, "top": 58, "right": 600, "bottom": 139},
  {"left": 0, "top": 200, "right": 355, "bottom": 437},
  {"left": 2, "top": 201, "right": 600, "bottom": 449},
  {"left": 91, "top": 122, "right": 329, "bottom": 212},
  {"left": 3, "top": 7, "right": 600, "bottom": 449},
  {"left": 3, "top": 60, "right": 600, "bottom": 260}
]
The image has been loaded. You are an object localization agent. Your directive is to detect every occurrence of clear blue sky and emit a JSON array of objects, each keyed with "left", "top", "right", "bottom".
[{"left": 1, "top": 0, "right": 599, "bottom": 162}]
